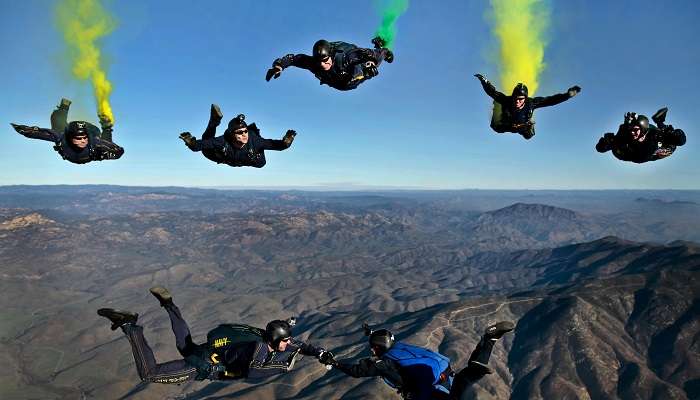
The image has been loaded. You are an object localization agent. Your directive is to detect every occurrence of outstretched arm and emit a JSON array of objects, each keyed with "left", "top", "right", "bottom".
[
  {"left": 532, "top": 86, "right": 581, "bottom": 108},
  {"left": 335, "top": 358, "right": 401, "bottom": 382},
  {"left": 256, "top": 130, "right": 295, "bottom": 151},
  {"left": 474, "top": 74, "right": 508, "bottom": 103},
  {"left": 91, "top": 137, "right": 124, "bottom": 160},
  {"left": 180, "top": 134, "right": 222, "bottom": 153},
  {"left": 266, "top": 54, "right": 316, "bottom": 81},
  {"left": 11, "top": 124, "right": 60, "bottom": 142},
  {"left": 289, "top": 338, "right": 324, "bottom": 357}
]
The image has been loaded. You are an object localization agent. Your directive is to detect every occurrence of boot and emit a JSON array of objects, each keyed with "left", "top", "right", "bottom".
[
  {"left": 97, "top": 308, "right": 138, "bottom": 331},
  {"left": 149, "top": 286, "right": 174, "bottom": 307},
  {"left": 210, "top": 104, "right": 223, "bottom": 126},
  {"left": 484, "top": 321, "right": 515, "bottom": 341}
]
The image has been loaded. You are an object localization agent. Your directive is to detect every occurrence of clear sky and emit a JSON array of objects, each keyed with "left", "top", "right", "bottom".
[{"left": 1, "top": 0, "right": 698, "bottom": 189}]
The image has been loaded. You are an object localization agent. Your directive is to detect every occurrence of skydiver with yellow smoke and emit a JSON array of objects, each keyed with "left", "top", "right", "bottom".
[
  {"left": 474, "top": 74, "right": 581, "bottom": 140},
  {"left": 11, "top": 98, "right": 124, "bottom": 164}
]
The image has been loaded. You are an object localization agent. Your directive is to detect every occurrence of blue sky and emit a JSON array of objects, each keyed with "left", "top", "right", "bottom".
[{"left": 1, "top": 0, "right": 698, "bottom": 189}]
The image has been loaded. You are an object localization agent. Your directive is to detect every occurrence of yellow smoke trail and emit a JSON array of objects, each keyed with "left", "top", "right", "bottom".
[
  {"left": 489, "top": 0, "right": 549, "bottom": 95},
  {"left": 55, "top": 0, "right": 116, "bottom": 123}
]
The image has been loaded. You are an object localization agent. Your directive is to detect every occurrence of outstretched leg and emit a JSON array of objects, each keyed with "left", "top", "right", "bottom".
[
  {"left": 150, "top": 286, "right": 198, "bottom": 357},
  {"left": 50, "top": 98, "right": 71, "bottom": 132},
  {"left": 201, "top": 104, "right": 223, "bottom": 162},
  {"left": 449, "top": 321, "right": 514, "bottom": 399},
  {"left": 97, "top": 308, "right": 198, "bottom": 384},
  {"left": 202, "top": 104, "right": 223, "bottom": 140}
]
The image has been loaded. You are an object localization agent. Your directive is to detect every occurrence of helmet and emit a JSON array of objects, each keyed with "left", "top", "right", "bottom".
[
  {"left": 634, "top": 115, "right": 650, "bottom": 133},
  {"left": 227, "top": 114, "right": 247, "bottom": 132},
  {"left": 368, "top": 329, "right": 395, "bottom": 356},
  {"left": 64, "top": 121, "right": 90, "bottom": 140},
  {"left": 224, "top": 114, "right": 247, "bottom": 142},
  {"left": 624, "top": 112, "right": 649, "bottom": 133},
  {"left": 265, "top": 320, "right": 292, "bottom": 348},
  {"left": 312, "top": 40, "right": 332, "bottom": 60},
  {"left": 512, "top": 83, "right": 529, "bottom": 98}
]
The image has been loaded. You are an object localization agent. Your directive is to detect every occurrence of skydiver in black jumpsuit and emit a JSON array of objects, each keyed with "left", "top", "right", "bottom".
[
  {"left": 11, "top": 98, "right": 124, "bottom": 163},
  {"left": 474, "top": 74, "right": 581, "bottom": 139},
  {"left": 266, "top": 37, "right": 394, "bottom": 91},
  {"left": 596, "top": 108, "right": 686, "bottom": 163},
  {"left": 97, "top": 287, "right": 328, "bottom": 384},
  {"left": 179, "top": 107, "right": 296, "bottom": 168}
]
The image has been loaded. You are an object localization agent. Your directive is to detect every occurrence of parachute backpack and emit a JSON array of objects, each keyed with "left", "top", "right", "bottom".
[
  {"left": 206, "top": 323, "right": 266, "bottom": 354},
  {"left": 364, "top": 323, "right": 453, "bottom": 393}
]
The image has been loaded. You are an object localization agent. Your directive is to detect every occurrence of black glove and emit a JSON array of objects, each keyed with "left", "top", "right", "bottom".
[
  {"left": 283, "top": 129, "right": 296, "bottom": 147},
  {"left": 318, "top": 350, "right": 336, "bottom": 366},
  {"left": 363, "top": 61, "right": 379, "bottom": 78},
  {"left": 179, "top": 132, "right": 196, "bottom": 148},
  {"left": 266, "top": 65, "right": 283, "bottom": 82},
  {"left": 474, "top": 73, "right": 488, "bottom": 84},
  {"left": 567, "top": 85, "right": 581, "bottom": 97},
  {"left": 98, "top": 114, "right": 113, "bottom": 129}
]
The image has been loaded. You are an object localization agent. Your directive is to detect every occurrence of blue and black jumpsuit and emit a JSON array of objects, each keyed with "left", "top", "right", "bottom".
[{"left": 335, "top": 336, "right": 499, "bottom": 400}]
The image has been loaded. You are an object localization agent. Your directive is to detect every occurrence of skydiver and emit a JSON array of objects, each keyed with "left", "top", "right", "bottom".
[
  {"left": 265, "top": 37, "right": 394, "bottom": 91},
  {"left": 318, "top": 321, "right": 515, "bottom": 400},
  {"left": 179, "top": 106, "right": 296, "bottom": 168},
  {"left": 97, "top": 287, "right": 329, "bottom": 384},
  {"left": 596, "top": 108, "right": 686, "bottom": 163},
  {"left": 11, "top": 98, "right": 124, "bottom": 163},
  {"left": 474, "top": 74, "right": 581, "bottom": 139}
]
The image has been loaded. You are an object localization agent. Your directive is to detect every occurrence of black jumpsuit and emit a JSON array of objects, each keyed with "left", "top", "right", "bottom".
[
  {"left": 478, "top": 80, "right": 574, "bottom": 139},
  {"left": 273, "top": 41, "right": 391, "bottom": 91},
  {"left": 11, "top": 104, "right": 123, "bottom": 163},
  {"left": 120, "top": 300, "right": 323, "bottom": 384}
]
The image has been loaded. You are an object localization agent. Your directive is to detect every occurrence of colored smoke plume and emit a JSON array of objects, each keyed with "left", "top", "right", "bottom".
[
  {"left": 374, "top": 0, "right": 409, "bottom": 49},
  {"left": 488, "top": 0, "right": 549, "bottom": 95},
  {"left": 55, "top": 0, "right": 116, "bottom": 123}
]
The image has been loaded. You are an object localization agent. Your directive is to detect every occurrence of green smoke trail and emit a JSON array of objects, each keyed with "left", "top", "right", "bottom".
[{"left": 374, "top": 0, "right": 409, "bottom": 49}]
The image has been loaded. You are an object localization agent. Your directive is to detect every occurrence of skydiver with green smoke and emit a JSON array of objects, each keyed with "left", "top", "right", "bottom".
[
  {"left": 265, "top": 37, "right": 394, "bottom": 91},
  {"left": 11, "top": 98, "right": 124, "bottom": 164},
  {"left": 474, "top": 74, "right": 581, "bottom": 139}
]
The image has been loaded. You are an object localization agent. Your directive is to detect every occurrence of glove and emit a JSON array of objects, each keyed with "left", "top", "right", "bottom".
[
  {"left": 98, "top": 114, "right": 113, "bottom": 130},
  {"left": 266, "top": 65, "right": 283, "bottom": 81},
  {"left": 474, "top": 73, "right": 488, "bottom": 84},
  {"left": 179, "top": 132, "right": 196, "bottom": 148},
  {"left": 363, "top": 61, "right": 379, "bottom": 78},
  {"left": 567, "top": 85, "right": 581, "bottom": 97},
  {"left": 318, "top": 350, "right": 337, "bottom": 366},
  {"left": 283, "top": 129, "right": 296, "bottom": 147}
]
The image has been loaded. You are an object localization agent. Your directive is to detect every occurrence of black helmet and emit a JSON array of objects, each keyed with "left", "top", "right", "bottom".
[
  {"left": 265, "top": 320, "right": 292, "bottom": 348},
  {"left": 634, "top": 115, "right": 650, "bottom": 133},
  {"left": 512, "top": 83, "right": 528, "bottom": 98},
  {"left": 224, "top": 114, "right": 247, "bottom": 142},
  {"left": 64, "top": 121, "right": 90, "bottom": 140},
  {"left": 312, "top": 39, "right": 332, "bottom": 60},
  {"left": 624, "top": 112, "right": 650, "bottom": 133},
  {"left": 368, "top": 329, "right": 394, "bottom": 356},
  {"left": 227, "top": 114, "right": 247, "bottom": 132}
]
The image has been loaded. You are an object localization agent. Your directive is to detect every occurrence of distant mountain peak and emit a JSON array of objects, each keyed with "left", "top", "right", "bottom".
[
  {"left": 485, "top": 203, "right": 579, "bottom": 220},
  {"left": 0, "top": 213, "right": 55, "bottom": 230}
]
